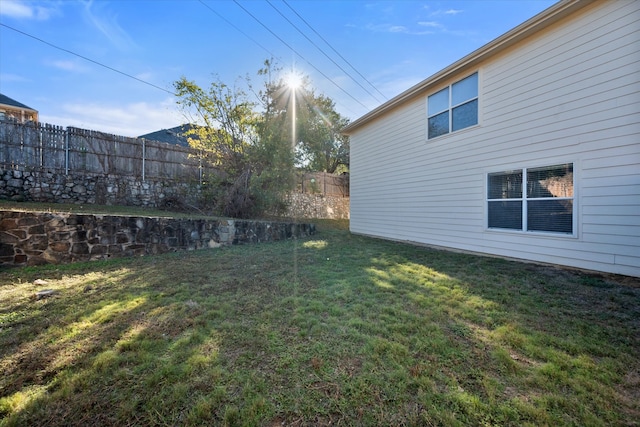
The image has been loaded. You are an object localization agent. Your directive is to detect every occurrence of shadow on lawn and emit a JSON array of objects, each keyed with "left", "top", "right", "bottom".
[
  {"left": 359, "top": 246, "right": 640, "bottom": 424},
  {"left": 0, "top": 262, "right": 230, "bottom": 425}
]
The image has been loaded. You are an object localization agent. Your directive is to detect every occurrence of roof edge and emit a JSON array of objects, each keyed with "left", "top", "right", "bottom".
[
  {"left": 342, "top": 0, "right": 594, "bottom": 134},
  {"left": 0, "top": 93, "right": 38, "bottom": 112},
  {"left": 0, "top": 103, "right": 38, "bottom": 113}
]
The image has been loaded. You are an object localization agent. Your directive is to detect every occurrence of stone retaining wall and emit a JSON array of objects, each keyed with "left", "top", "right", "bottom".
[
  {"left": 283, "top": 193, "right": 350, "bottom": 220},
  {"left": 0, "top": 168, "right": 197, "bottom": 208},
  {"left": 0, "top": 168, "right": 349, "bottom": 220},
  {"left": 0, "top": 210, "right": 315, "bottom": 267}
]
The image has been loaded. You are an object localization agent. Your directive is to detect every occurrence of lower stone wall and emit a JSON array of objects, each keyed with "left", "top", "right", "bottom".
[{"left": 0, "top": 210, "right": 315, "bottom": 267}]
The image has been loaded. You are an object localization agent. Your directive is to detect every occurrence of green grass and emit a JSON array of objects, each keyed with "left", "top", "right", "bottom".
[
  {"left": 0, "top": 199, "right": 214, "bottom": 219},
  {"left": 1, "top": 219, "right": 639, "bottom": 426}
]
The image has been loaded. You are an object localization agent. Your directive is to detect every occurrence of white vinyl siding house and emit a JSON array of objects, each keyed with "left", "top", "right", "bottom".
[{"left": 344, "top": 0, "right": 640, "bottom": 277}]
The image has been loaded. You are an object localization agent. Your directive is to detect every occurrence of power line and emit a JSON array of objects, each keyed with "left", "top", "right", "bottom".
[
  {"left": 197, "top": 0, "right": 276, "bottom": 59},
  {"left": 228, "top": 0, "right": 371, "bottom": 111},
  {"left": 0, "top": 23, "right": 176, "bottom": 96},
  {"left": 2, "top": 7, "right": 372, "bottom": 115},
  {"left": 282, "top": 0, "right": 388, "bottom": 102},
  {"left": 266, "top": 0, "right": 385, "bottom": 105}
]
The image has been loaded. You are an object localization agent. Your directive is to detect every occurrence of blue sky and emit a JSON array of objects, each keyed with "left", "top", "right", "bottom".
[{"left": 0, "top": 0, "right": 556, "bottom": 137}]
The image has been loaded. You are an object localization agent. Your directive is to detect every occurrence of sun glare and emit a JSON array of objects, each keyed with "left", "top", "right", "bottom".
[{"left": 286, "top": 72, "right": 302, "bottom": 90}]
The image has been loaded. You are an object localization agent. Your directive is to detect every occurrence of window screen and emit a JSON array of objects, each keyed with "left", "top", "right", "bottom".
[
  {"left": 488, "top": 164, "right": 574, "bottom": 234},
  {"left": 427, "top": 72, "right": 478, "bottom": 139}
]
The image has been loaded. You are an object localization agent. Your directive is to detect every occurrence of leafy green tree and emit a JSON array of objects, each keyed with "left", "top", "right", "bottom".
[
  {"left": 253, "top": 61, "right": 350, "bottom": 174},
  {"left": 174, "top": 60, "right": 348, "bottom": 218},
  {"left": 249, "top": 60, "right": 296, "bottom": 216},
  {"left": 174, "top": 69, "right": 294, "bottom": 218},
  {"left": 296, "top": 92, "right": 350, "bottom": 174},
  {"left": 175, "top": 77, "right": 256, "bottom": 176}
]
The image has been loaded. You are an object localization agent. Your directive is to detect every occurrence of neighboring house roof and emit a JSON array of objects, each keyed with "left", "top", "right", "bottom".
[
  {"left": 0, "top": 93, "right": 39, "bottom": 122},
  {"left": 342, "top": 0, "right": 594, "bottom": 134},
  {"left": 0, "top": 93, "right": 37, "bottom": 112},
  {"left": 139, "top": 124, "right": 198, "bottom": 148}
]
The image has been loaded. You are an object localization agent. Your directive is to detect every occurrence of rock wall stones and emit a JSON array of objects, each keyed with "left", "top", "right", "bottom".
[
  {"left": 0, "top": 210, "right": 316, "bottom": 267},
  {"left": 0, "top": 168, "right": 349, "bottom": 220},
  {"left": 283, "top": 193, "right": 350, "bottom": 220},
  {"left": 0, "top": 168, "right": 198, "bottom": 208}
]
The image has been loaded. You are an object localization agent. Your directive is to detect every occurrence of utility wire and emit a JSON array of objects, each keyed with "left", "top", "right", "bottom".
[
  {"left": 0, "top": 23, "right": 176, "bottom": 96},
  {"left": 282, "top": 0, "right": 388, "bottom": 102},
  {"left": 266, "top": 0, "right": 385, "bottom": 105},
  {"left": 229, "top": 0, "right": 370, "bottom": 111},
  {"left": 197, "top": 0, "right": 276, "bottom": 59}
]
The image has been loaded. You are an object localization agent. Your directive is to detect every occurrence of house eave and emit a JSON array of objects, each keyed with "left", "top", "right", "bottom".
[
  {"left": 0, "top": 104, "right": 38, "bottom": 114},
  {"left": 342, "top": 0, "right": 595, "bottom": 135}
]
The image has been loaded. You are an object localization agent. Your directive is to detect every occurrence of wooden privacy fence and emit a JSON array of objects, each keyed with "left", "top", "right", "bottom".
[
  {"left": 298, "top": 171, "right": 349, "bottom": 197},
  {"left": 1, "top": 119, "right": 349, "bottom": 196},
  {"left": 0, "top": 119, "right": 217, "bottom": 181}
]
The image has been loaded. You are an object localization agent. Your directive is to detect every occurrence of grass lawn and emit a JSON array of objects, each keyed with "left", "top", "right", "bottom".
[
  {"left": 1, "top": 219, "right": 639, "bottom": 426},
  {"left": 0, "top": 200, "right": 214, "bottom": 219}
]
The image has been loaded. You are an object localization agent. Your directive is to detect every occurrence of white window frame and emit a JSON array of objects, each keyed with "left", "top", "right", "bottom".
[
  {"left": 486, "top": 163, "right": 576, "bottom": 237},
  {"left": 427, "top": 71, "right": 480, "bottom": 140}
]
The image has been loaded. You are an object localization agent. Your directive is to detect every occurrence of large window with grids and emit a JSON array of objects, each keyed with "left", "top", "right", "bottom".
[
  {"left": 487, "top": 163, "right": 574, "bottom": 234},
  {"left": 427, "top": 72, "right": 478, "bottom": 139}
]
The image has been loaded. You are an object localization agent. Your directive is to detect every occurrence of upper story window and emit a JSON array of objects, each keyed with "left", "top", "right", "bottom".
[{"left": 428, "top": 72, "right": 478, "bottom": 139}]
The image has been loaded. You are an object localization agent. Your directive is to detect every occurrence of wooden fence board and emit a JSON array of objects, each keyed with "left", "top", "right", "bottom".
[{"left": 0, "top": 120, "right": 215, "bottom": 181}]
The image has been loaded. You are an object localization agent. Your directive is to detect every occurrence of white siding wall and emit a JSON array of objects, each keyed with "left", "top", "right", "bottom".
[{"left": 350, "top": 0, "right": 640, "bottom": 277}]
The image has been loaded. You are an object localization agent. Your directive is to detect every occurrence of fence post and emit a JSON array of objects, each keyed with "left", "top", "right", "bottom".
[
  {"left": 324, "top": 172, "right": 327, "bottom": 194},
  {"left": 64, "top": 127, "right": 70, "bottom": 175},
  {"left": 142, "top": 138, "right": 146, "bottom": 182},
  {"left": 19, "top": 120, "right": 24, "bottom": 169},
  {"left": 38, "top": 123, "right": 43, "bottom": 168}
]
